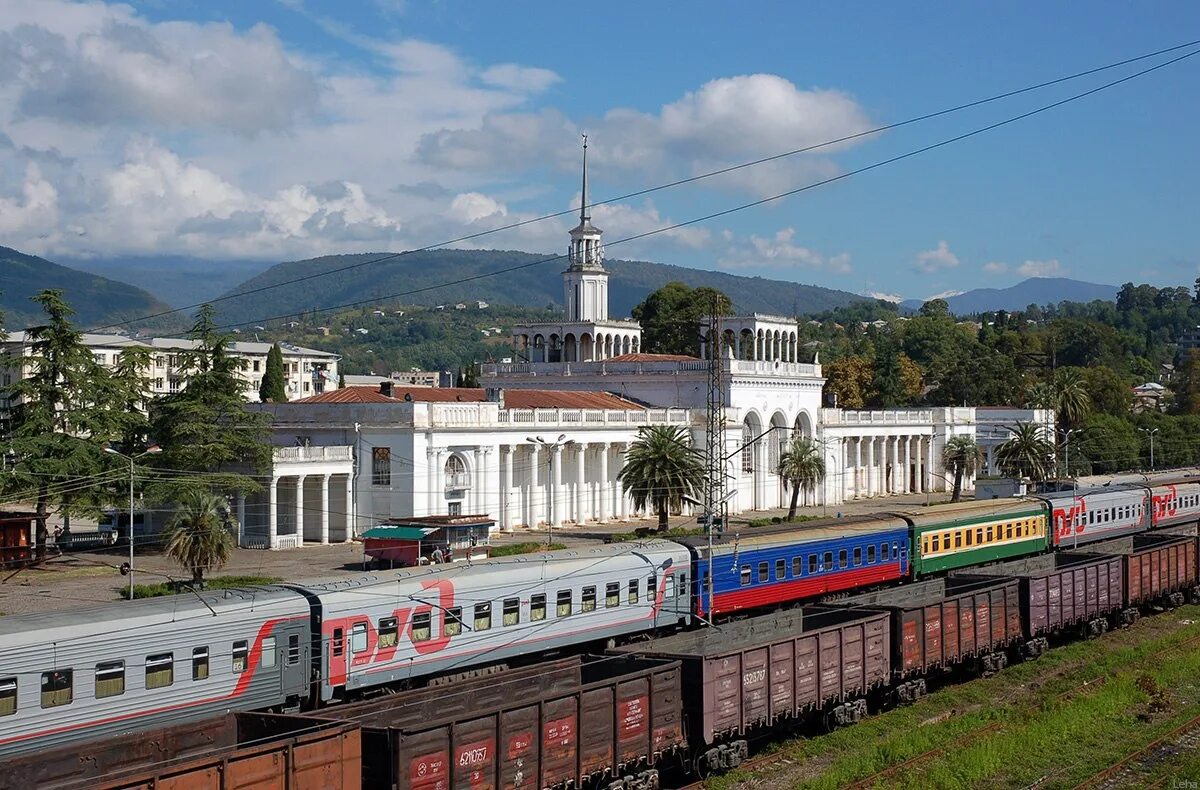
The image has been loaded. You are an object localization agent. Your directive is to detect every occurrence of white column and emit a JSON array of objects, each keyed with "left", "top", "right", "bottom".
[
  {"left": 599, "top": 443, "right": 611, "bottom": 523},
  {"left": 294, "top": 475, "right": 307, "bottom": 545},
  {"left": 473, "top": 448, "right": 484, "bottom": 514},
  {"left": 344, "top": 474, "right": 354, "bottom": 541},
  {"left": 426, "top": 447, "right": 436, "bottom": 516},
  {"left": 616, "top": 444, "right": 629, "bottom": 520},
  {"left": 926, "top": 436, "right": 935, "bottom": 493},
  {"left": 528, "top": 445, "right": 540, "bottom": 527},
  {"left": 901, "top": 437, "right": 910, "bottom": 495},
  {"left": 268, "top": 477, "right": 278, "bottom": 549},
  {"left": 236, "top": 493, "right": 246, "bottom": 547},
  {"left": 889, "top": 437, "right": 898, "bottom": 494},
  {"left": 551, "top": 443, "right": 564, "bottom": 528},
  {"left": 502, "top": 446, "right": 514, "bottom": 531},
  {"left": 866, "top": 438, "right": 876, "bottom": 497},
  {"left": 320, "top": 474, "right": 330, "bottom": 544},
  {"left": 433, "top": 450, "right": 445, "bottom": 515},
  {"left": 575, "top": 444, "right": 586, "bottom": 523}
]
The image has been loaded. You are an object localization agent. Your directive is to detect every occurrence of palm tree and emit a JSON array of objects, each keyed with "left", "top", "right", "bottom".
[
  {"left": 618, "top": 425, "right": 705, "bottom": 531},
  {"left": 163, "top": 490, "right": 236, "bottom": 584},
  {"left": 1052, "top": 368, "right": 1091, "bottom": 429},
  {"left": 1025, "top": 381, "right": 1056, "bottom": 410},
  {"left": 777, "top": 437, "right": 826, "bottom": 520},
  {"left": 995, "top": 421, "right": 1056, "bottom": 482},
  {"left": 941, "top": 435, "right": 982, "bottom": 503}
]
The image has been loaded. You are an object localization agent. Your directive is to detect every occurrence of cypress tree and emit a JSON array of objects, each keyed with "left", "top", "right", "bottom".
[{"left": 259, "top": 342, "right": 288, "bottom": 403}]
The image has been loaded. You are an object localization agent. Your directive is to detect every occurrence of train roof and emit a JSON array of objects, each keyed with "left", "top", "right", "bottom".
[
  {"left": 889, "top": 497, "right": 1043, "bottom": 527},
  {"left": 676, "top": 514, "right": 908, "bottom": 552},
  {"left": 1038, "top": 483, "right": 1149, "bottom": 501}
]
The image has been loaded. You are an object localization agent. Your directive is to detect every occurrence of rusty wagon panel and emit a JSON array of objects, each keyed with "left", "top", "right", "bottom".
[
  {"left": 3, "top": 713, "right": 361, "bottom": 790},
  {"left": 952, "top": 551, "right": 1123, "bottom": 637},
  {"left": 612, "top": 607, "right": 889, "bottom": 747},
  {"left": 287, "top": 655, "right": 684, "bottom": 790},
  {"left": 828, "top": 576, "right": 1022, "bottom": 678},
  {"left": 1082, "top": 533, "right": 1199, "bottom": 606}
]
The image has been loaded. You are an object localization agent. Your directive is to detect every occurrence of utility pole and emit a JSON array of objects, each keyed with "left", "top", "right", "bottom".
[
  {"left": 701, "top": 293, "right": 725, "bottom": 620},
  {"left": 1139, "top": 427, "right": 1159, "bottom": 471}
]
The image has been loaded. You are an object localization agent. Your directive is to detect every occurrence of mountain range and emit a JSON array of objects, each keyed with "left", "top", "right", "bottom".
[{"left": 900, "top": 277, "right": 1119, "bottom": 314}]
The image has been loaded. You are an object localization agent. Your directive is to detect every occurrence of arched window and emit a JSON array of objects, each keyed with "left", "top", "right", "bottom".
[{"left": 445, "top": 455, "right": 469, "bottom": 490}]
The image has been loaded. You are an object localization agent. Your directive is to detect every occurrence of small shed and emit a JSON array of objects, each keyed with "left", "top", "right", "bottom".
[
  {"left": 0, "top": 511, "right": 35, "bottom": 569},
  {"left": 361, "top": 515, "right": 493, "bottom": 569}
]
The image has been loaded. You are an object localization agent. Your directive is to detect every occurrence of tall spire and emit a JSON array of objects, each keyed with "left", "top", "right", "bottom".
[{"left": 579, "top": 133, "right": 589, "bottom": 222}]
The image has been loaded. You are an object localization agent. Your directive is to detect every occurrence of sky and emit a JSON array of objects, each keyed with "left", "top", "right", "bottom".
[{"left": 0, "top": 1, "right": 1197, "bottom": 302}]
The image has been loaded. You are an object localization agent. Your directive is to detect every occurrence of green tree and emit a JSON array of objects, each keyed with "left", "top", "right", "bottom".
[
  {"left": 1073, "top": 414, "right": 1139, "bottom": 475},
  {"left": 163, "top": 490, "right": 236, "bottom": 584},
  {"left": 258, "top": 342, "right": 287, "bottom": 403},
  {"left": 870, "top": 339, "right": 904, "bottom": 408},
  {"left": 1051, "top": 368, "right": 1092, "bottom": 428},
  {"left": 458, "top": 364, "right": 479, "bottom": 388},
  {"left": 0, "top": 290, "right": 120, "bottom": 558},
  {"left": 994, "top": 422, "right": 1055, "bottom": 481},
  {"left": 148, "top": 305, "right": 272, "bottom": 502},
  {"left": 823, "top": 355, "right": 872, "bottom": 408},
  {"left": 1176, "top": 350, "right": 1200, "bottom": 414},
  {"left": 919, "top": 298, "right": 951, "bottom": 319},
  {"left": 776, "top": 437, "right": 826, "bottom": 520},
  {"left": 618, "top": 425, "right": 705, "bottom": 531},
  {"left": 631, "top": 282, "right": 732, "bottom": 356},
  {"left": 941, "top": 435, "right": 982, "bottom": 503},
  {"left": 1083, "top": 366, "right": 1132, "bottom": 417}
]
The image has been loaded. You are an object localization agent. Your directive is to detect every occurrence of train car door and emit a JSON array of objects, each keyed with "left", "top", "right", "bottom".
[{"left": 279, "top": 625, "right": 309, "bottom": 703}]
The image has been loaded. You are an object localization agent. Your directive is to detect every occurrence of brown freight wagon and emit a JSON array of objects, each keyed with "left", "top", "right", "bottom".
[
  {"left": 821, "top": 575, "right": 1022, "bottom": 704},
  {"left": 612, "top": 607, "right": 890, "bottom": 775},
  {"left": 953, "top": 551, "right": 1124, "bottom": 656},
  {"left": 1080, "top": 532, "right": 1200, "bottom": 619},
  {"left": 1, "top": 712, "right": 361, "bottom": 790},
  {"left": 289, "top": 654, "right": 684, "bottom": 790}
]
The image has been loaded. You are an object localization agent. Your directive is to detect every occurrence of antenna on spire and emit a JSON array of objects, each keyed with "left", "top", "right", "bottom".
[{"left": 580, "top": 133, "right": 589, "bottom": 222}]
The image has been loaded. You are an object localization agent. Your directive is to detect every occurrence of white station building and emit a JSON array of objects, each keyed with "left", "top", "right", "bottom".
[{"left": 246, "top": 155, "right": 1051, "bottom": 548}]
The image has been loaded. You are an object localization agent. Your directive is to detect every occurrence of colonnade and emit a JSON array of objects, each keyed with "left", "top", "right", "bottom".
[
  {"left": 841, "top": 434, "right": 937, "bottom": 500},
  {"left": 257, "top": 473, "right": 354, "bottom": 549}
]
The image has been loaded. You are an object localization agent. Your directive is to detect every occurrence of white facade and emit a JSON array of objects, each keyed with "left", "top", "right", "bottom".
[
  {"left": 975, "top": 407, "right": 1057, "bottom": 476},
  {"left": 238, "top": 445, "right": 356, "bottom": 550},
  {"left": 0, "top": 332, "right": 339, "bottom": 403}
]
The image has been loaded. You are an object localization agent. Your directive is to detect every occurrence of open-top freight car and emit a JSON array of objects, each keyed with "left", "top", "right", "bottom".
[
  {"left": 819, "top": 575, "right": 1022, "bottom": 704},
  {"left": 285, "top": 655, "right": 684, "bottom": 790},
  {"left": 2, "top": 711, "right": 361, "bottom": 790},
  {"left": 1079, "top": 531, "right": 1200, "bottom": 619},
  {"left": 612, "top": 606, "right": 890, "bottom": 775}
]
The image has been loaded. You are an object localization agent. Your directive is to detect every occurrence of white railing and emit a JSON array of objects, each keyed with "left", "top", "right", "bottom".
[
  {"left": 821, "top": 408, "right": 935, "bottom": 426},
  {"left": 273, "top": 445, "right": 353, "bottom": 463},
  {"left": 444, "top": 472, "right": 473, "bottom": 490},
  {"left": 495, "top": 408, "right": 690, "bottom": 428},
  {"left": 727, "top": 360, "right": 821, "bottom": 378},
  {"left": 428, "top": 403, "right": 494, "bottom": 427}
]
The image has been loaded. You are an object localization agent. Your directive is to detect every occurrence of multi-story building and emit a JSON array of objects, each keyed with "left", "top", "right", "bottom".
[{"left": 0, "top": 332, "right": 339, "bottom": 403}]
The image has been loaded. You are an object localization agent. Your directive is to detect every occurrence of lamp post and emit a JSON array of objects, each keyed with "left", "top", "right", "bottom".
[
  {"left": 526, "top": 434, "right": 572, "bottom": 547},
  {"left": 1058, "top": 428, "right": 1085, "bottom": 479},
  {"left": 1139, "top": 427, "right": 1159, "bottom": 471},
  {"left": 104, "top": 444, "right": 162, "bottom": 600}
]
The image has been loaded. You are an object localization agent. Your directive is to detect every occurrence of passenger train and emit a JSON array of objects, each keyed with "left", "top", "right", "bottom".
[{"left": 2, "top": 472, "right": 1199, "bottom": 758}]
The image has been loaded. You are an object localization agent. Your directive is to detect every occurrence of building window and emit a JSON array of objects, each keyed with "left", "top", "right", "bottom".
[
  {"left": 233, "top": 641, "right": 249, "bottom": 673},
  {"left": 95, "top": 661, "right": 125, "bottom": 698},
  {"left": 379, "top": 617, "right": 399, "bottom": 648},
  {"left": 192, "top": 648, "right": 209, "bottom": 681},
  {"left": 445, "top": 454, "right": 469, "bottom": 490},
  {"left": 445, "top": 607, "right": 463, "bottom": 636},
  {"left": 0, "top": 678, "right": 15, "bottom": 716},
  {"left": 253, "top": 360, "right": 261, "bottom": 372},
  {"left": 530, "top": 596, "right": 546, "bottom": 622},
  {"left": 372, "top": 447, "right": 391, "bottom": 486},
  {"left": 145, "top": 654, "right": 174, "bottom": 689},
  {"left": 448, "top": 501, "right": 462, "bottom": 516},
  {"left": 40, "top": 670, "right": 72, "bottom": 708}
]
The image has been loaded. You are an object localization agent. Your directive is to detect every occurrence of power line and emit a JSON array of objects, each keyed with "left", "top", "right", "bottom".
[{"left": 88, "top": 39, "right": 1200, "bottom": 334}]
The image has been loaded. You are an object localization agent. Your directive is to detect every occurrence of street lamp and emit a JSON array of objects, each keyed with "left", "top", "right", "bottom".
[
  {"left": 1138, "top": 427, "right": 1159, "bottom": 471},
  {"left": 526, "top": 434, "right": 572, "bottom": 546},
  {"left": 104, "top": 444, "right": 162, "bottom": 600}
]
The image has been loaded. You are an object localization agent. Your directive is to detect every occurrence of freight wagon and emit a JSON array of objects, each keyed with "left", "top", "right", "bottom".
[
  {"left": 613, "top": 606, "right": 890, "bottom": 775},
  {"left": 1081, "top": 532, "right": 1200, "bottom": 619},
  {"left": 289, "top": 655, "right": 685, "bottom": 790},
  {"left": 2, "top": 712, "right": 361, "bottom": 790},
  {"left": 821, "top": 575, "right": 1022, "bottom": 704}
]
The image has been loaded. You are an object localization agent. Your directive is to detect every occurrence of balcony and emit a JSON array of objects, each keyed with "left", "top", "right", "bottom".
[
  {"left": 273, "top": 445, "right": 353, "bottom": 463},
  {"left": 444, "top": 472, "right": 472, "bottom": 491}
]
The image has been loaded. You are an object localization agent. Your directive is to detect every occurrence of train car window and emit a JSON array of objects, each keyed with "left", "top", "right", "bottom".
[
  {"left": 975, "top": 528, "right": 984, "bottom": 544},
  {"left": 775, "top": 559, "right": 786, "bottom": 579},
  {"left": 557, "top": 589, "right": 573, "bottom": 617},
  {"left": 95, "top": 661, "right": 125, "bottom": 698},
  {"left": 503, "top": 598, "right": 521, "bottom": 626},
  {"left": 985, "top": 526, "right": 993, "bottom": 543},
  {"left": 234, "top": 640, "right": 250, "bottom": 672},
  {"left": 1006, "top": 523, "right": 1013, "bottom": 540},
  {"left": 881, "top": 543, "right": 889, "bottom": 561},
  {"left": 793, "top": 557, "right": 802, "bottom": 577},
  {"left": 647, "top": 576, "right": 656, "bottom": 599},
  {"left": 838, "top": 550, "right": 848, "bottom": 570},
  {"left": 445, "top": 607, "right": 464, "bottom": 635},
  {"left": 808, "top": 554, "right": 817, "bottom": 575},
  {"left": 262, "top": 637, "right": 278, "bottom": 668},
  {"left": 474, "top": 603, "right": 492, "bottom": 631},
  {"left": 531, "top": 595, "right": 547, "bottom": 621},
  {"left": 628, "top": 579, "right": 639, "bottom": 605},
  {"left": 606, "top": 582, "right": 620, "bottom": 608},
  {"left": 679, "top": 573, "right": 688, "bottom": 595},
  {"left": 867, "top": 545, "right": 877, "bottom": 563},
  {"left": 582, "top": 586, "right": 597, "bottom": 612},
  {"left": 145, "top": 653, "right": 174, "bottom": 689},
  {"left": 349, "top": 625, "right": 367, "bottom": 654},
  {"left": 40, "top": 670, "right": 72, "bottom": 708},
  {"left": 412, "top": 612, "right": 432, "bottom": 642},
  {"left": 740, "top": 565, "right": 751, "bottom": 586},
  {"left": 287, "top": 636, "right": 300, "bottom": 666},
  {"left": 0, "top": 678, "right": 15, "bottom": 716},
  {"left": 330, "top": 629, "right": 344, "bottom": 659},
  {"left": 853, "top": 547, "right": 862, "bottom": 566},
  {"left": 757, "top": 562, "right": 769, "bottom": 583},
  {"left": 930, "top": 535, "right": 939, "bottom": 554},
  {"left": 378, "top": 617, "right": 399, "bottom": 648},
  {"left": 823, "top": 551, "right": 833, "bottom": 571},
  {"left": 664, "top": 576, "right": 675, "bottom": 600},
  {"left": 965, "top": 530, "right": 973, "bottom": 547},
  {"left": 192, "top": 648, "right": 209, "bottom": 681}
]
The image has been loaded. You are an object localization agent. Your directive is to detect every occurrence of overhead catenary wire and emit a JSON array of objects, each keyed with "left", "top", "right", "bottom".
[{"left": 87, "top": 39, "right": 1200, "bottom": 335}]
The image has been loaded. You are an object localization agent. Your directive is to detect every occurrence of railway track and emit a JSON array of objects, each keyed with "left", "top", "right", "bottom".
[{"left": 1072, "top": 712, "right": 1200, "bottom": 789}]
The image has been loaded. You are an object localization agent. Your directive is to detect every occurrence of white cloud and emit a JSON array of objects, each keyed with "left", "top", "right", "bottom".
[
  {"left": 913, "top": 240, "right": 959, "bottom": 274},
  {"left": 983, "top": 261, "right": 1008, "bottom": 274},
  {"left": 1018, "top": 258, "right": 1065, "bottom": 277},
  {"left": 0, "top": 162, "right": 59, "bottom": 242},
  {"left": 719, "top": 227, "right": 852, "bottom": 274},
  {"left": 591, "top": 199, "right": 711, "bottom": 252},
  {"left": 481, "top": 64, "right": 562, "bottom": 93}
]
